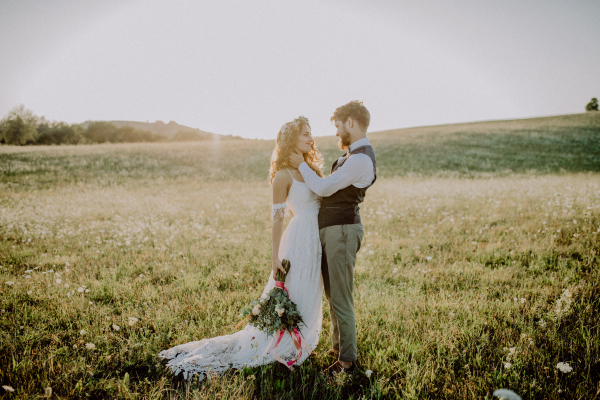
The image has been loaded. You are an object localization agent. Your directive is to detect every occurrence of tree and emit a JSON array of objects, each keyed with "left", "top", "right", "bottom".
[
  {"left": 82, "top": 121, "right": 120, "bottom": 143},
  {"left": 586, "top": 97, "right": 599, "bottom": 111},
  {"left": 36, "top": 122, "right": 82, "bottom": 145},
  {"left": 0, "top": 105, "right": 39, "bottom": 145}
]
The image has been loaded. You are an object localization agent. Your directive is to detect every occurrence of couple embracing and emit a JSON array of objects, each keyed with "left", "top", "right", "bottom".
[{"left": 159, "top": 101, "right": 376, "bottom": 378}]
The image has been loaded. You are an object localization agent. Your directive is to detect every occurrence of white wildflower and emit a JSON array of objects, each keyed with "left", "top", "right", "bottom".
[
  {"left": 27, "top": 290, "right": 32, "bottom": 295},
  {"left": 553, "top": 288, "right": 574, "bottom": 319},
  {"left": 365, "top": 370, "right": 372, "bottom": 378},
  {"left": 493, "top": 389, "right": 521, "bottom": 400},
  {"left": 85, "top": 343, "right": 96, "bottom": 350},
  {"left": 252, "top": 305, "right": 261, "bottom": 316},
  {"left": 426, "top": 256, "right": 432, "bottom": 261},
  {"left": 45, "top": 387, "right": 52, "bottom": 397},
  {"left": 368, "top": 250, "right": 374, "bottom": 255},
  {"left": 25, "top": 270, "right": 33, "bottom": 273},
  {"left": 112, "top": 324, "right": 120, "bottom": 331},
  {"left": 2, "top": 386, "right": 15, "bottom": 392},
  {"left": 537, "top": 319, "right": 546, "bottom": 328},
  {"left": 85, "top": 289, "right": 89, "bottom": 293},
  {"left": 504, "top": 362, "right": 512, "bottom": 369},
  {"left": 556, "top": 362, "right": 573, "bottom": 373},
  {"left": 80, "top": 329, "right": 86, "bottom": 335},
  {"left": 128, "top": 317, "right": 139, "bottom": 326},
  {"left": 64, "top": 283, "right": 69, "bottom": 288},
  {"left": 56, "top": 278, "right": 62, "bottom": 284},
  {"left": 520, "top": 298, "right": 526, "bottom": 303},
  {"left": 66, "top": 262, "right": 70, "bottom": 267},
  {"left": 77, "top": 287, "right": 84, "bottom": 293},
  {"left": 5, "top": 281, "right": 14, "bottom": 286}
]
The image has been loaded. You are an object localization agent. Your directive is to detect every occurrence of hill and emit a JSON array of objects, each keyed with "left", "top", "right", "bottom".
[
  {"left": 363, "top": 112, "right": 600, "bottom": 178},
  {"left": 107, "top": 120, "right": 242, "bottom": 141},
  {"left": 1, "top": 113, "right": 598, "bottom": 186}
]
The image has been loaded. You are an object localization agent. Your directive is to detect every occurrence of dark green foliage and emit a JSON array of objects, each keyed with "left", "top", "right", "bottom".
[
  {"left": 0, "top": 107, "right": 167, "bottom": 146},
  {"left": 82, "top": 121, "right": 166, "bottom": 144},
  {"left": 36, "top": 122, "right": 82, "bottom": 145},
  {"left": 240, "top": 260, "right": 305, "bottom": 336},
  {"left": 586, "top": 97, "right": 599, "bottom": 112},
  {"left": 0, "top": 105, "right": 38, "bottom": 145}
]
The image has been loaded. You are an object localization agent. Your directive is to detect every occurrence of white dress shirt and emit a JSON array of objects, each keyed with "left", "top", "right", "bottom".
[{"left": 298, "top": 137, "right": 375, "bottom": 198}]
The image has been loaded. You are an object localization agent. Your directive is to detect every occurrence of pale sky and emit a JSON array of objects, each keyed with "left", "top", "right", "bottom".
[{"left": 1, "top": 0, "right": 599, "bottom": 139}]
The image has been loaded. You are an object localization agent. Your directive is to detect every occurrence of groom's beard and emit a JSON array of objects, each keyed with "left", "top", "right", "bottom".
[{"left": 337, "top": 127, "right": 351, "bottom": 151}]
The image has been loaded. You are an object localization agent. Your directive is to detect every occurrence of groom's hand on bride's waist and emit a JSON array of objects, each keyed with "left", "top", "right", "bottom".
[{"left": 289, "top": 150, "right": 304, "bottom": 169}]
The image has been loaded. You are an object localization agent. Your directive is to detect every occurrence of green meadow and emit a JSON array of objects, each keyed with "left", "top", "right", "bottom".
[{"left": 1, "top": 113, "right": 599, "bottom": 399}]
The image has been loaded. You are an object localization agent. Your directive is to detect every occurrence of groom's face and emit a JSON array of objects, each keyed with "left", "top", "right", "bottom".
[{"left": 334, "top": 119, "right": 352, "bottom": 151}]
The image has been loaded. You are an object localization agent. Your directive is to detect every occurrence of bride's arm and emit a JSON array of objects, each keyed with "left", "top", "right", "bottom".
[{"left": 271, "top": 171, "right": 291, "bottom": 279}]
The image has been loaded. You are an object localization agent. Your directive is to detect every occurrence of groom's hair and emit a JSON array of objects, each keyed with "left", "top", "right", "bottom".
[{"left": 331, "top": 101, "right": 370, "bottom": 132}]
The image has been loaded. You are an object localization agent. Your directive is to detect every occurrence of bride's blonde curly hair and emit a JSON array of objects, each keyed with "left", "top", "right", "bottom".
[{"left": 269, "top": 116, "right": 324, "bottom": 185}]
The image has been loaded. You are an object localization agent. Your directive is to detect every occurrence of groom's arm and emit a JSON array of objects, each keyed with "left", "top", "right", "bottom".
[{"left": 298, "top": 155, "right": 373, "bottom": 197}]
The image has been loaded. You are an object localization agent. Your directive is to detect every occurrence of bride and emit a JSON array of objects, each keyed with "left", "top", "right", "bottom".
[{"left": 158, "top": 116, "right": 325, "bottom": 379}]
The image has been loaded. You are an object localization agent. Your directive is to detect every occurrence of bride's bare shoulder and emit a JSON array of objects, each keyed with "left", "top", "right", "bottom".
[{"left": 272, "top": 169, "right": 293, "bottom": 188}]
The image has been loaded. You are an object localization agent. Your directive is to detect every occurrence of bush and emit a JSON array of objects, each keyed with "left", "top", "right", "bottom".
[
  {"left": 586, "top": 97, "right": 599, "bottom": 111},
  {"left": 36, "top": 122, "right": 82, "bottom": 145}
]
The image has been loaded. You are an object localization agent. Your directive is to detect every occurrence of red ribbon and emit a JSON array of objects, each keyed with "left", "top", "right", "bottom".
[
  {"left": 274, "top": 281, "right": 288, "bottom": 296},
  {"left": 268, "top": 281, "right": 312, "bottom": 370},
  {"left": 270, "top": 328, "right": 308, "bottom": 370}
]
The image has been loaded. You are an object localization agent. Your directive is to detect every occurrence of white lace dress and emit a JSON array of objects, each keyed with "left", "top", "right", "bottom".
[{"left": 158, "top": 176, "right": 323, "bottom": 379}]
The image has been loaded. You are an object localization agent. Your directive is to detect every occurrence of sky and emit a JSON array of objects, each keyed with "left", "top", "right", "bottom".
[{"left": 1, "top": 0, "right": 599, "bottom": 139}]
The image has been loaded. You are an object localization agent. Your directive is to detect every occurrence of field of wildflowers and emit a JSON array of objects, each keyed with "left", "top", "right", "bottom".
[{"left": 1, "top": 113, "right": 599, "bottom": 399}]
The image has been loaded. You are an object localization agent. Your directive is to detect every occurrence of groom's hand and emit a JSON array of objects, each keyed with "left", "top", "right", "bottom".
[{"left": 289, "top": 150, "right": 304, "bottom": 169}]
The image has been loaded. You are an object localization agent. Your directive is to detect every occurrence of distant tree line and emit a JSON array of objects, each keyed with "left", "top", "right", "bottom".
[
  {"left": 0, "top": 105, "right": 166, "bottom": 145},
  {"left": 586, "top": 97, "right": 599, "bottom": 112}
]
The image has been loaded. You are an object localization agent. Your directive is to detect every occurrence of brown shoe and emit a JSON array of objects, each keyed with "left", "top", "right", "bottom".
[
  {"left": 323, "top": 360, "right": 354, "bottom": 375},
  {"left": 327, "top": 348, "right": 339, "bottom": 357}
]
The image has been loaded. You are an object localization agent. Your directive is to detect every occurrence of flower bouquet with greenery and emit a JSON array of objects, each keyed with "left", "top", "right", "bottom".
[{"left": 236, "top": 259, "right": 310, "bottom": 369}]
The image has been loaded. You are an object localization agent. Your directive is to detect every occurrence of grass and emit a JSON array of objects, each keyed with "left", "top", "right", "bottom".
[{"left": 0, "top": 113, "right": 599, "bottom": 399}]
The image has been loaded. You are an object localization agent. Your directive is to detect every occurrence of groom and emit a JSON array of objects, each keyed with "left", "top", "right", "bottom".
[{"left": 289, "top": 100, "right": 376, "bottom": 372}]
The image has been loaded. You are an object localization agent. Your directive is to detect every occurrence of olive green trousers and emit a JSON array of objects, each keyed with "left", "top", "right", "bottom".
[{"left": 320, "top": 223, "right": 364, "bottom": 362}]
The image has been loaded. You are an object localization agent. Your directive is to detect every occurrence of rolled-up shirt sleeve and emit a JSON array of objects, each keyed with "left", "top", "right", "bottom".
[{"left": 298, "top": 155, "right": 373, "bottom": 197}]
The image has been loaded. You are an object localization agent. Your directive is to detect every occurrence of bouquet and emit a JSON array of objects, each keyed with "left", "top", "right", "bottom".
[{"left": 237, "top": 259, "right": 311, "bottom": 369}]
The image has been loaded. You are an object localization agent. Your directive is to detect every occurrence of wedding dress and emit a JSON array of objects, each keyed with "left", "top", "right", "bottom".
[{"left": 158, "top": 173, "right": 323, "bottom": 379}]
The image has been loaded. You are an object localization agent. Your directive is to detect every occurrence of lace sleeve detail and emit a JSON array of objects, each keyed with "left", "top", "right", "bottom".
[{"left": 272, "top": 202, "right": 290, "bottom": 221}]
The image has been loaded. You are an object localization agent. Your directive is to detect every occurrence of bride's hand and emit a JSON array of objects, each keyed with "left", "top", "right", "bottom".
[{"left": 272, "top": 258, "right": 286, "bottom": 279}]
